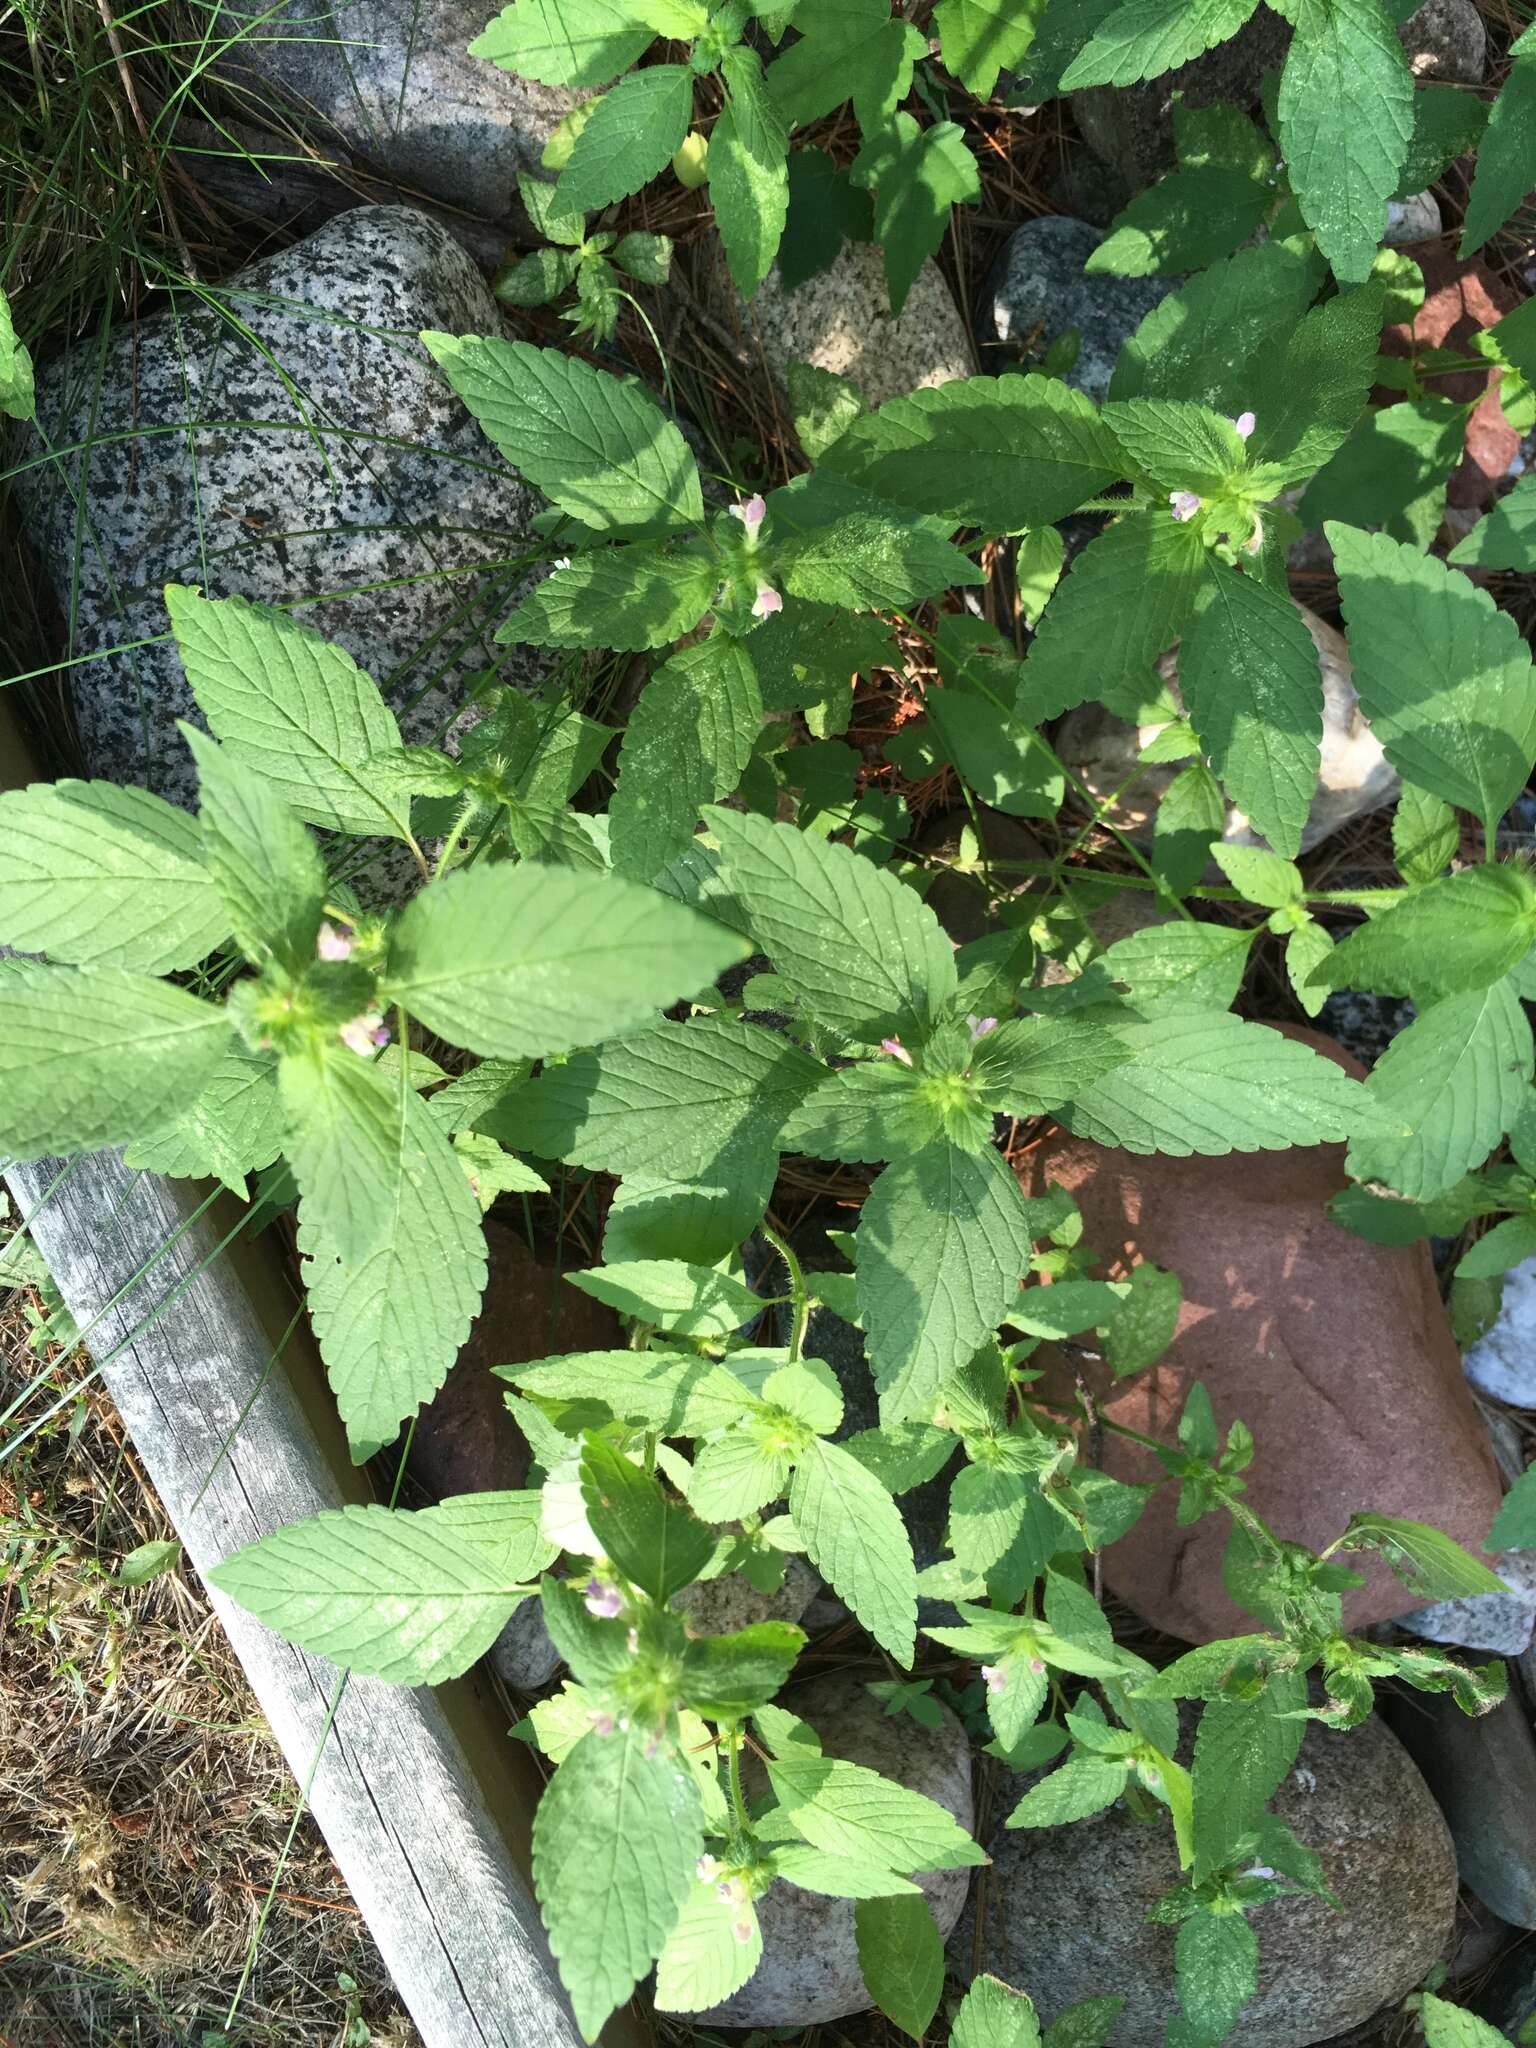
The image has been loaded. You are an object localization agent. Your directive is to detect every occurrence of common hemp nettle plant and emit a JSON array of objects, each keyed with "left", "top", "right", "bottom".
[
  {"left": 2, "top": 137, "right": 1535, "bottom": 2040},
  {"left": 469, "top": 0, "right": 1536, "bottom": 308}
]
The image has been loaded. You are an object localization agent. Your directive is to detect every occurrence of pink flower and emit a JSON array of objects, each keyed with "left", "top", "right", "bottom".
[
  {"left": 1169, "top": 490, "right": 1202, "bottom": 523},
  {"left": 732, "top": 1916, "right": 755, "bottom": 1945},
  {"left": 981, "top": 1664, "right": 1006, "bottom": 1696},
  {"left": 1028, "top": 1656, "right": 1046, "bottom": 1675},
  {"left": 880, "top": 1037, "right": 914, "bottom": 1068},
  {"left": 316, "top": 920, "right": 355, "bottom": 963},
  {"left": 966, "top": 1014, "right": 998, "bottom": 1042},
  {"left": 1232, "top": 410, "right": 1256, "bottom": 440},
  {"left": 730, "top": 494, "right": 768, "bottom": 541},
  {"left": 587, "top": 1709, "right": 616, "bottom": 1736},
  {"left": 752, "top": 580, "right": 783, "bottom": 619},
  {"left": 582, "top": 1577, "right": 623, "bottom": 1620},
  {"left": 338, "top": 1012, "right": 389, "bottom": 1057}
]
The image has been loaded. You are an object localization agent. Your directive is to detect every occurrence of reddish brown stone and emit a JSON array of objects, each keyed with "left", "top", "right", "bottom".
[
  {"left": 407, "top": 1216, "right": 621, "bottom": 1502},
  {"left": 1019, "top": 1028, "right": 1504, "bottom": 1642},
  {"left": 1380, "top": 247, "right": 1520, "bottom": 511}
]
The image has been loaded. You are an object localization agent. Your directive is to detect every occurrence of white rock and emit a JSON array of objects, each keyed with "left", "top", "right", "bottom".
[
  {"left": 1402, "top": 1551, "right": 1536, "bottom": 1657},
  {"left": 1465, "top": 1256, "right": 1536, "bottom": 1406},
  {"left": 1053, "top": 603, "right": 1399, "bottom": 856},
  {"left": 1385, "top": 190, "right": 1445, "bottom": 245},
  {"left": 713, "top": 239, "right": 974, "bottom": 409}
]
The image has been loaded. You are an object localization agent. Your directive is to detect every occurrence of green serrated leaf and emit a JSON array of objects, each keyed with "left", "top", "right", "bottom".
[
  {"left": 0, "top": 779, "right": 228, "bottom": 973},
  {"left": 1178, "top": 570, "right": 1323, "bottom": 861},
  {"left": 1347, "top": 981, "right": 1534, "bottom": 1200},
  {"left": 859, "top": 1143, "right": 1038, "bottom": 1424},
  {"left": 1174, "top": 1909, "right": 1258, "bottom": 2041},
  {"left": 0, "top": 960, "right": 232, "bottom": 1163},
  {"left": 766, "top": 0, "right": 927, "bottom": 131},
  {"left": 706, "top": 805, "right": 955, "bottom": 1041},
  {"left": 1340, "top": 1511, "right": 1505, "bottom": 1598},
  {"left": 1006, "top": 1754, "right": 1130, "bottom": 1825},
  {"left": 1062, "top": 0, "right": 1261, "bottom": 87},
  {"left": 848, "top": 115, "right": 981, "bottom": 316},
  {"left": 1019, "top": 509, "right": 1208, "bottom": 723},
  {"left": 1448, "top": 474, "right": 1536, "bottom": 573},
  {"left": 711, "top": 46, "right": 791, "bottom": 299},
  {"left": 567, "top": 1258, "right": 764, "bottom": 1336},
  {"left": 533, "top": 1720, "right": 703, "bottom": 2040},
  {"left": 421, "top": 332, "right": 702, "bottom": 533},
  {"left": 1276, "top": 0, "right": 1414, "bottom": 283},
  {"left": 610, "top": 638, "right": 763, "bottom": 883},
  {"left": 1059, "top": 1010, "right": 1375, "bottom": 1154},
  {"left": 468, "top": 0, "right": 653, "bottom": 85},
  {"left": 823, "top": 374, "right": 1123, "bottom": 535},
  {"left": 580, "top": 1432, "right": 715, "bottom": 1601},
  {"left": 1190, "top": 1667, "right": 1307, "bottom": 1881},
  {"left": 1313, "top": 866, "right": 1536, "bottom": 1002},
  {"left": 790, "top": 1435, "right": 916, "bottom": 1662},
  {"left": 654, "top": 1874, "right": 762, "bottom": 2013},
  {"left": 383, "top": 863, "right": 745, "bottom": 1060},
  {"left": 762, "top": 1742, "right": 986, "bottom": 1870},
  {"left": 165, "top": 588, "right": 410, "bottom": 840},
  {"left": 953, "top": 1972, "right": 1045, "bottom": 2048},
  {"left": 1460, "top": 23, "right": 1536, "bottom": 256},
  {"left": 209, "top": 1496, "right": 550, "bottom": 1683},
  {"left": 854, "top": 1892, "right": 944, "bottom": 2039},
  {"left": 501, "top": 543, "right": 718, "bottom": 652},
  {"left": 556, "top": 63, "right": 693, "bottom": 215},
  {"left": 298, "top": 1078, "right": 487, "bottom": 1457}
]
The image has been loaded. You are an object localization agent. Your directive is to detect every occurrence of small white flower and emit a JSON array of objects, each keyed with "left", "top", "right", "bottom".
[
  {"left": 1169, "top": 490, "right": 1202, "bottom": 523},
  {"left": 587, "top": 1709, "right": 616, "bottom": 1736},
  {"left": 966, "top": 1014, "right": 999, "bottom": 1042},
  {"left": 316, "top": 920, "right": 355, "bottom": 963},
  {"left": 730, "top": 493, "right": 768, "bottom": 541},
  {"left": 1244, "top": 1863, "right": 1278, "bottom": 1879},
  {"left": 981, "top": 1664, "right": 1007, "bottom": 1696},
  {"left": 1232, "top": 410, "right": 1257, "bottom": 440},
  {"left": 553, "top": 555, "right": 572, "bottom": 571},
  {"left": 582, "top": 1576, "right": 623, "bottom": 1620},
  {"left": 751, "top": 580, "right": 783, "bottom": 618},
  {"left": 338, "top": 1011, "right": 389, "bottom": 1057},
  {"left": 880, "top": 1037, "right": 914, "bottom": 1068},
  {"left": 696, "top": 1855, "right": 720, "bottom": 1883},
  {"left": 732, "top": 1916, "right": 755, "bottom": 1945}
]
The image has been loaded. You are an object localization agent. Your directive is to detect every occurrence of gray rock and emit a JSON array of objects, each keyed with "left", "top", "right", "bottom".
[
  {"left": 1071, "top": 8, "right": 1292, "bottom": 185},
  {"left": 1382, "top": 1691, "right": 1536, "bottom": 1929},
  {"left": 674, "top": 1554, "right": 820, "bottom": 1636},
  {"left": 956, "top": 1712, "right": 1456, "bottom": 2046},
  {"left": 1465, "top": 1257, "right": 1536, "bottom": 1407},
  {"left": 1401, "top": 1550, "right": 1536, "bottom": 1658},
  {"left": 985, "top": 217, "right": 1172, "bottom": 404},
  {"left": 1397, "top": 0, "right": 1487, "bottom": 82},
  {"left": 716, "top": 238, "right": 975, "bottom": 410},
  {"left": 1052, "top": 604, "right": 1400, "bottom": 855},
  {"left": 1316, "top": 991, "right": 1418, "bottom": 1071},
  {"left": 216, "top": 0, "right": 579, "bottom": 220},
  {"left": 1385, "top": 190, "right": 1445, "bottom": 245},
  {"left": 490, "top": 1596, "right": 562, "bottom": 1692},
  {"left": 702, "top": 1672, "right": 975, "bottom": 2027},
  {"left": 21, "top": 206, "right": 550, "bottom": 833},
  {"left": 1479, "top": 1939, "right": 1536, "bottom": 2038}
]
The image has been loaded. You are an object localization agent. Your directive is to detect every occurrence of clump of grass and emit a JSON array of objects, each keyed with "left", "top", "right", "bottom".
[{"left": 0, "top": 1271, "right": 416, "bottom": 2046}]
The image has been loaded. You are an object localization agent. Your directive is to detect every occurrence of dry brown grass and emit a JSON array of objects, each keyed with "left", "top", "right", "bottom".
[{"left": 0, "top": 1279, "right": 415, "bottom": 2047}]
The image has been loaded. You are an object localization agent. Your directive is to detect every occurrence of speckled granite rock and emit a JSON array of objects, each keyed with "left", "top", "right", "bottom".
[
  {"left": 21, "top": 206, "right": 550, "bottom": 826},
  {"left": 984, "top": 217, "right": 1172, "bottom": 403},
  {"left": 216, "top": 0, "right": 580, "bottom": 219},
  {"left": 1052, "top": 604, "right": 1399, "bottom": 855},
  {"left": 1071, "top": 8, "right": 1292, "bottom": 185},
  {"left": 703, "top": 1673, "right": 975, "bottom": 2027},
  {"left": 1398, "top": 0, "right": 1487, "bottom": 81},
  {"left": 1383, "top": 1691, "right": 1536, "bottom": 1929},
  {"left": 955, "top": 1712, "right": 1456, "bottom": 2045},
  {"left": 717, "top": 238, "right": 974, "bottom": 409},
  {"left": 1401, "top": 1549, "right": 1536, "bottom": 1657},
  {"left": 674, "top": 1554, "right": 820, "bottom": 1636}
]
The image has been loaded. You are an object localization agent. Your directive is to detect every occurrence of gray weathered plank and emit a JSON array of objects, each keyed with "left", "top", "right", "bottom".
[{"left": 4, "top": 1148, "right": 591, "bottom": 2048}]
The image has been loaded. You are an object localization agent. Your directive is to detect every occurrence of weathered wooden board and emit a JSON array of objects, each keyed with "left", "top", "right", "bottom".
[{"left": 3, "top": 1148, "right": 594, "bottom": 2048}]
